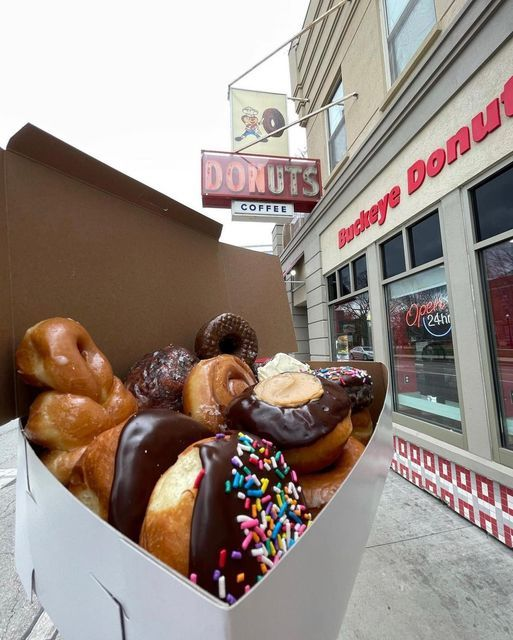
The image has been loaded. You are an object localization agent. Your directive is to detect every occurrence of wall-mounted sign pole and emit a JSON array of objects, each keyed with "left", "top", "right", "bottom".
[
  {"left": 226, "top": 0, "right": 351, "bottom": 99},
  {"left": 235, "top": 92, "right": 358, "bottom": 154}
]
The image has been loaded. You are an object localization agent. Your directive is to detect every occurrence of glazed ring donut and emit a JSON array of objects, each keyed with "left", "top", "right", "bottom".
[
  {"left": 194, "top": 313, "right": 258, "bottom": 367},
  {"left": 16, "top": 317, "right": 113, "bottom": 403},
  {"left": 301, "top": 437, "right": 365, "bottom": 517},
  {"left": 262, "top": 107, "right": 286, "bottom": 137},
  {"left": 183, "top": 355, "right": 256, "bottom": 432},
  {"left": 225, "top": 372, "right": 353, "bottom": 473}
]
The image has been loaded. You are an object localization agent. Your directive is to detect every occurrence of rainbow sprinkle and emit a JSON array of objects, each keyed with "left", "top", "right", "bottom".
[{"left": 193, "top": 432, "right": 312, "bottom": 605}]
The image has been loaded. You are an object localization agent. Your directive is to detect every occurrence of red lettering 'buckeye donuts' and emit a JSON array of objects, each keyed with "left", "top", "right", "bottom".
[
  {"left": 194, "top": 313, "right": 258, "bottom": 367},
  {"left": 225, "top": 372, "right": 353, "bottom": 473}
]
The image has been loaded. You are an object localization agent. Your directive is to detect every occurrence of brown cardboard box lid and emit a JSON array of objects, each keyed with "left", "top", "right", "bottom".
[{"left": 0, "top": 124, "right": 297, "bottom": 421}]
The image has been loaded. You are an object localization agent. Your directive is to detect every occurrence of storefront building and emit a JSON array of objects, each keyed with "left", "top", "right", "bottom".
[{"left": 278, "top": 0, "right": 513, "bottom": 547}]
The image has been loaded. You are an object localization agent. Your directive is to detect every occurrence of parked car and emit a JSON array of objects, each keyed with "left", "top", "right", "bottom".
[{"left": 349, "top": 345, "right": 374, "bottom": 361}]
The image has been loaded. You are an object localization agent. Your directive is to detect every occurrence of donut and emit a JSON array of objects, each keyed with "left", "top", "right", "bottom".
[
  {"left": 16, "top": 317, "right": 114, "bottom": 403},
  {"left": 182, "top": 355, "right": 256, "bottom": 432},
  {"left": 225, "top": 372, "right": 352, "bottom": 473},
  {"left": 40, "top": 446, "right": 87, "bottom": 485},
  {"left": 262, "top": 107, "right": 286, "bottom": 137},
  {"left": 301, "top": 437, "right": 365, "bottom": 517},
  {"left": 69, "top": 422, "right": 126, "bottom": 520},
  {"left": 109, "top": 410, "right": 212, "bottom": 541},
  {"left": 16, "top": 318, "right": 137, "bottom": 451},
  {"left": 315, "top": 365, "right": 373, "bottom": 411},
  {"left": 140, "top": 431, "right": 311, "bottom": 604},
  {"left": 194, "top": 313, "right": 258, "bottom": 366},
  {"left": 23, "top": 376, "right": 137, "bottom": 450},
  {"left": 350, "top": 407, "right": 373, "bottom": 445},
  {"left": 125, "top": 344, "right": 198, "bottom": 412},
  {"left": 68, "top": 410, "right": 213, "bottom": 534}
]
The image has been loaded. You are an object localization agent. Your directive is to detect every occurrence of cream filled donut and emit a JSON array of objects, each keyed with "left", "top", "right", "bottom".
[{"left": 225, "top": 372, "right": 352, "bottom": 473}]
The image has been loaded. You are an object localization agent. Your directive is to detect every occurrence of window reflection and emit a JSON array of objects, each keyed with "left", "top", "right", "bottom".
[
  {"left": 482, "top": 240, "right": 513, "bottom": 449},
  {"left": 387, "top": 266, "right": 461, "bottom": 431},
  {"left": 330, "top": 292, "right": 373, "bottom": 361}
]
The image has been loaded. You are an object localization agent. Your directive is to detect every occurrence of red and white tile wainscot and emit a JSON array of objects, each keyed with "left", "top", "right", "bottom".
[{"left": 391, "top": 436, "right": 513, "bottom": 549}]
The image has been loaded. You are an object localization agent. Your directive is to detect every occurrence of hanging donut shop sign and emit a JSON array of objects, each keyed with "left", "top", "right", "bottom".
[{"left": 201, "top": 151, "right": 322, "bottom": 222}]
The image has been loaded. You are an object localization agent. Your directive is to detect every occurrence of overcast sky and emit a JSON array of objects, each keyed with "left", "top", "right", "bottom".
[{"left": 0, "top": 1, "right": 310, "bottom": 249}]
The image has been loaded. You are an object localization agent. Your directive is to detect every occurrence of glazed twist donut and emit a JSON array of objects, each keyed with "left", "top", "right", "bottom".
[
  {"left": 16, "top": 318, "right": 137, "bottom": 455},
  {"left": 16, "top": 317, "right": 114, "bottom": 403},
  {"left": 194, "top": 313, "right": 258, "bottom": 367},
  {"left": 23, "top": 376, "right": 137, "bottom": 450},
  {"left": 182, "top": 355, "right": 256, "bottom": 432}
]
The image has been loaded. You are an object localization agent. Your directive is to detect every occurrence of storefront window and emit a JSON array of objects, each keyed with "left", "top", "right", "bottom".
[
  {"left": 386, "top": 265, "right": 461, "bottom": 431},
  {"left": 338, "top": 265, "right": 351, "bottom": 296},
  {"left": 330, "top": 292, "right": 373, "bottom": 362},
  {"left": 472, "top": 164, "right": 513, "bottom": 242},
  {"left": 481, "top": 240, "right": 513, "bottom": 449},
  {"left": 408, "top": 211, "right": 443, "bottom": 267},
  {"left": 353, "top": 255, "right": 368, "bottom": 290},
  {"left": 382, "top": 232, "right": 405, "bottom": 278}
]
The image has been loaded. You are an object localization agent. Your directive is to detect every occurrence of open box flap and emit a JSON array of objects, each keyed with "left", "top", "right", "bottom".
[
  {"left": 7, "top": 124, "right": 222, "bottom": 239},
  {"left": 0, "top": 126, "right": 297, "bottom": 421}
]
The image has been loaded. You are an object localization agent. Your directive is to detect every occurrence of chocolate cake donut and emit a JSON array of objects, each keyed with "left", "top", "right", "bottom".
[
  {"left": 194, "top": 313, "right": 258, "bottom": 367},
  {"left": 125, "top": 344, "right": 198, "bottom": 412}
]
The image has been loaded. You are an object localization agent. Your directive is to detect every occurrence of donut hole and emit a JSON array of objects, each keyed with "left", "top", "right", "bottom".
[{"left": 218, "top": 333, "right": 242, "bottom": 355}]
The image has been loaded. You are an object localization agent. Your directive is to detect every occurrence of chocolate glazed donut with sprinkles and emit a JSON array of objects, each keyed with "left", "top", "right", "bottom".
[{"left": 140, "top": 432, "right": 311, "bottom": 604}]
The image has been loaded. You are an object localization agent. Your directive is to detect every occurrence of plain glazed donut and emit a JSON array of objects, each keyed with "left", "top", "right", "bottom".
[
  {"left": 262, "top": 107, "right": 286, "bottom": 137},
  {"left": 140, "top": 432, "right": 311, "bottom": 604},
  {"left": 194, "top": 313, "right": 258, "bottom": 367},
  {"left": 301, "top": 437, "right": 365, "bottom": 516},
  {"left": 16, "top": 317, "right": 114, "bottom": 403},
  {"left": 182, "top": 355, "right": 256, "bottom": 432},
  {"left": 225, "top": 372, "right": 353, "bottom": 473}
]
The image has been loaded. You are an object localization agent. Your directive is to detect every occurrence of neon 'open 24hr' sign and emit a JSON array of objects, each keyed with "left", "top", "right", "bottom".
[{"left": 405, "top": 298, "right": 452, "bottom": 338}]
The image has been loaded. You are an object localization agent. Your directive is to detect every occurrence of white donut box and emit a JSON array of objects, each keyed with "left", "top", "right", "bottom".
[{"left": 1, "top": 125, "right": 393, "bottom": 640}]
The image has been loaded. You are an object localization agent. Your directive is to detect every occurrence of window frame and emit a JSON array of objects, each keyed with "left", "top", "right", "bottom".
[
  {"left": 326, "top": 252, "right": 372, "bottom": 361},
  {"left": 379, "top": 209, "right": 466, "bottom": 447},
  {"left": 467, "top": 161, "right": 513, "bottom": 466},
  {"left": 382, "top": 0, "right": 437, "bottom": 83},
  {"left": 326, "top": 79, "right": 347, "bottom": 172}
]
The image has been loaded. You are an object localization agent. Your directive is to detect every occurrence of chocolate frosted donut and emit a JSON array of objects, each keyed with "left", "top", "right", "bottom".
[
  {"left": 125, "top": 345, "right": 197, "bottom": 412},
  {"left": 226, "top": 373, "right": 351, "bottom": 448},
  {"left": 140, "top": 432, "right": 312, "bottom": 604},
  {"left": 194, "top": 313, "right": 258, "bottom": 367},
  {"left": 315, "top": 366, "right": 373, "bottom": 411},
  {"left": 109, "top": 409, "right": 212, "bottom": 541}
]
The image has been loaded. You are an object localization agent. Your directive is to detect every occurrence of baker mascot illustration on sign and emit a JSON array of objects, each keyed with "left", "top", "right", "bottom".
[{"left": 234, "top": 105, "right": 286, "bottom": 144}]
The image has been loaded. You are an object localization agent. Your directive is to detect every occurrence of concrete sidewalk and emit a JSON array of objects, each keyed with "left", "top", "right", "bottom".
[{"left": 1, "top": 421, "right": 512, "bottom": 640}]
